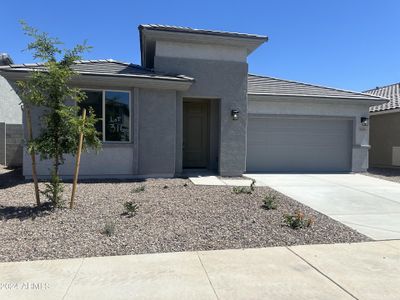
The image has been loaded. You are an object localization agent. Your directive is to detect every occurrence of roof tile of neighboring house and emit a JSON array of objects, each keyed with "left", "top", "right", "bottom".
[
  {"left": 364, "top": 83, "right": 400, "bottom": 112},
  {"left": 248, "top": 74, "right": 385, "bottom": 101},
  {"left": 0, "top": 59, "right": 194, "bottom": 82},
  {"left": 139, "top": 24, "right": 268, "bottom": 41}
]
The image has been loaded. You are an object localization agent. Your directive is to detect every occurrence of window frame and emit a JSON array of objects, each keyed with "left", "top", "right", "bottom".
[{"left": 81, "top": 88, "right": 132, "bottom": 144}]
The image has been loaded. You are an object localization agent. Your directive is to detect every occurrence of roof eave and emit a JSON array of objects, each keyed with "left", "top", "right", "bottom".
[
  {"left": 140, "top": 27, "right": 267, "bottom": 56},
  {"left": 370, "top": 108, "right": 400, "bottom": 115},
  {"left": 0, "top": 69, "right": 194, "bottom": 91},
  {"left": 248, "top": 92, "right": 388, "bottom": 104}
]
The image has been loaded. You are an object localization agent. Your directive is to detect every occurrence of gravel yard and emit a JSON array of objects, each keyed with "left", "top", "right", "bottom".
[
  {"left": 366, "top": 167, "right": 400, "bottom": 184},
  {"left": 0, "top": 165, "right": 368, "bottom": 262}
]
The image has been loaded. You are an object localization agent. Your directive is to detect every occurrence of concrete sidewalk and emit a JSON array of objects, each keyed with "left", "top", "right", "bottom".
[{"left": 0, "top": 241, "right": 399, "bottom": 300}]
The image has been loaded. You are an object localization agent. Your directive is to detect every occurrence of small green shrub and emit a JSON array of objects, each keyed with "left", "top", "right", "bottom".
[
  {"left": 232, "top": 186, "right": 252, "bottom": 194},
  {"left": 233, "top": 179, "right": 256, "bottom": 194},
  {"left": 250, "top": 179, "right": 256, "bottom": 191},
  {"left": 102, "top": 221, "right": 116, "bottom": 236},
  {"left": 123, "top": 201, "right": 139, "bottom": 217},
  {"left": 262, "top": 194, "right": 278, "bottom": 210},
  {"left": 131, "top": 185, "right": 145, "bottom": 193},
  {"left": 284, "top": 210, "right": 314, "bottom": 229},
  {"left": 41, "top": 172, "right": 64, "bottom": 208}
]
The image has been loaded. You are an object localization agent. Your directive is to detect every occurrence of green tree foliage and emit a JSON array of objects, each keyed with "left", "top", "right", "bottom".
[{"left": 17, "top": 21, "right": 101, "bottom": 206}]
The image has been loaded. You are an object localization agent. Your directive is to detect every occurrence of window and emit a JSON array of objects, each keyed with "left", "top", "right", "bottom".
[
  {"left": 80, "top": 90, "right": 131, "bottom": 142},
  {"left": 105, "top": 91, "right": 130, "bottom": 142},
  {"left": 80, "top": 91, "right": 103, "bottom": 140}
]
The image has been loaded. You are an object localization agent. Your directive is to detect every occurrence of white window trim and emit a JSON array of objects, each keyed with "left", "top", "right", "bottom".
[{"left": 82, "top": 88, "right": 132, "bottom": 144}]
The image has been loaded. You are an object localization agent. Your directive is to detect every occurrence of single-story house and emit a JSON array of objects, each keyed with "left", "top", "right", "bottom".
[
  {"left": 365, "top": 83, "right": 400, "bottom": 168},
  {"left": 0, "top": 25, "right": 387, "bottom": 178},
  {"left": 0, "top": 53, "right": 23, "bottom": 167}
]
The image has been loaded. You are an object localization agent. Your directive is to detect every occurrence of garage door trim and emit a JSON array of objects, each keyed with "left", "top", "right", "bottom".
[{"left": 246, "top": 114, "right": 354, "bottom": 173}]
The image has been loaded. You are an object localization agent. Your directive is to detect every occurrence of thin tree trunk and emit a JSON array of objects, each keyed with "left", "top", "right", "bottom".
[
  {"left": 26, "top": 108, "right": 41, "bottom": 206},
  {"left": 70, "top": 108, "right": 86, "bottom": 209}
]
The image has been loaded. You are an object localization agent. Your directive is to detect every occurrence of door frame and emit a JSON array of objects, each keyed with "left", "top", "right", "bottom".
[{"left": 182, "top": 99, "right": 211, "bottom": 169}]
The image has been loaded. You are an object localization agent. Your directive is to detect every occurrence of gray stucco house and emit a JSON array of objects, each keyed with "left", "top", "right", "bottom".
[
  {"left": 0, "top": 53, "right": 23, "bottom": 167},
  {"left": 366, "top": 83, "right": 400, "bottom": 168},
  {"left": 0, "top": 25, "right": 386, "bottom": 178}
]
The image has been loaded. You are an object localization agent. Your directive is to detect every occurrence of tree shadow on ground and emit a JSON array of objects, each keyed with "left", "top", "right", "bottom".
[
  {"left": 0, "top": 202, "right": 53, "bottom": 221},
  {"left": 0, "top": 166, "right": 26, "bottom": 189}
]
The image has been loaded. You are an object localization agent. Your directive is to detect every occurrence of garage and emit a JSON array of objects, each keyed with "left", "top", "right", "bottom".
[{"left": 246, "top": 116, "right": 353, "bottom": 172}]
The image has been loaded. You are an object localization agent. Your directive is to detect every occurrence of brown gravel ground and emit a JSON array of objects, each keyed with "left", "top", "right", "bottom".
[
  {"left": 0, "top": 165, "right": 369, "bottom": 262},
  {"left": 366, "top": 167, "right": 400, "bottom": 183}
]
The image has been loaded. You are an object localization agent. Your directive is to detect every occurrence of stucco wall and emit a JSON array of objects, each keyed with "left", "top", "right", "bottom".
[
  {"left": 369, "top": 112, "right": 400, "bottom": 168},
  {"left": 137, "top": 88, "right": 177, "bottom": 176},
  {"left": 0, "top": 76, "right": 22, "bottom": 124},
  {"left": 155, "top": 40, "right": 247, "bottom": 62},
  {"left": 0, "top": 122, "right": 4, "bottom": 164},
  {"left": 155, "top": 56, "right": 248, "bottom": 176},
  {"left": 248, "top": 95, "right": 371, "bottom": 172}
]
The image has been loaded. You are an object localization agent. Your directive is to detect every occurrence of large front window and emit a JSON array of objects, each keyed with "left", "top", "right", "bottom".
[{"left": 80, "top": 90, "right": 131, "bottom": 142}]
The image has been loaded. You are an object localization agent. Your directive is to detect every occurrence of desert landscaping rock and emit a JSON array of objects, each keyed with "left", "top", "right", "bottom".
[
  {"left": 366, "top": 167, "right": 400, "bottom": 184},
  {"left": 0, "top": 166, "right": 369, "bottom": 262}
]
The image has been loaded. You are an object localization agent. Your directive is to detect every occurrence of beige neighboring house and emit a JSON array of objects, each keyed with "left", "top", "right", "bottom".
[{"left": 365, "top": 83, "right": 400, "bottom": 168}]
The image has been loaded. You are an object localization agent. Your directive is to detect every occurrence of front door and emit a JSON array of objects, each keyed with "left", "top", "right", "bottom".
[{"left": 183, "top": 101, "right": 209, "bottom": 168}]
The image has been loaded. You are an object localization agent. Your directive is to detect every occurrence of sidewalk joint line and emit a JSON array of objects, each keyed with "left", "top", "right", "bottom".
[
  {"left": 62, "top": 258, "right": 85, "bottom": 300},
  {"left": 286, "top": 247, "right": 359, "bottom": 300},
  {"left": 196, "top": 252, "right": 220, "bottom": 300}
]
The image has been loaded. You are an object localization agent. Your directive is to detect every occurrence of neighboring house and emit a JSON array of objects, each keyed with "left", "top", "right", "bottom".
[
  {"left": 0, "top": 25, "right": 386, "bottom": 178},
  {"left": 365, "top": 83, "right": 400, "bottom": 168},
  {"left": 0, "top": 53, "right": 23, "bottom": 167}
]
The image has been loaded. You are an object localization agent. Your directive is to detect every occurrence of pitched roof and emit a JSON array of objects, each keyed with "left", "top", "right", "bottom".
[
  {"left": 364, "top": 83, "right": 400, "bottom": 112},
  {"left": 139, "top": 24, "right": 268, "bottom": 41},
  {"left": 248, "top": 74, "right": 385, "bottom": 101},
  {"left": 0, "top": 59, "right": 194, "bottom": 82}
]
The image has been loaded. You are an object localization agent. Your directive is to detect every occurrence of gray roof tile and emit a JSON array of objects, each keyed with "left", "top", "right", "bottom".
[
  {"left": 364, "top": 83, "right": 400, "bottom": 112},
  {"left": 248, "top": 74, "right": 384, "bottom": 101},
  {"left": 139, "top": 24, "right": 268, "bottom": 41},
  {"left": 0, "top": 59, "right": 194, "bottom": 82}
]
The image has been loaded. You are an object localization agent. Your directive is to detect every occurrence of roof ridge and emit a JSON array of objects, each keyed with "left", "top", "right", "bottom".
[
  {"left": 3, "top": 59, "right": 150, "bottom": 70},
  {"left": 248, "top": 73, "right": 385, "bottom": 100},
  {"left": 364, "top": 82, "right": 400, "bottom": 93},
  {"left": 139, "top": 24, "right": 268, "bottom": 40}
]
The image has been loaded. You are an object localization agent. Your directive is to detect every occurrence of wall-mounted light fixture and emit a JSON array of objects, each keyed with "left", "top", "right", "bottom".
[
  {"left": 231, "top": 109, "right": 239, "bottom": 120},
  {"left": 361, "top": 117, "right": 369, "bottom": 126}
]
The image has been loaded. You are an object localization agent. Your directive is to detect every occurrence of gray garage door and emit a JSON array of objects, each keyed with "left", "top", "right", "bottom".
[{"left": 247, "top": 116, "right": 353, "bottom": 172}]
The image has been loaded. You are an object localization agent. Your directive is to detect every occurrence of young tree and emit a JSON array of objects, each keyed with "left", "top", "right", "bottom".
[{"left": 17, "top": 21, "right": 101, "bottom": 207}]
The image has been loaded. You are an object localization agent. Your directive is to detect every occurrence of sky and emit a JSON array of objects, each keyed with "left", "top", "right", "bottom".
[{"left": 2, "top": 0, "right": 400, "bottom": 91}]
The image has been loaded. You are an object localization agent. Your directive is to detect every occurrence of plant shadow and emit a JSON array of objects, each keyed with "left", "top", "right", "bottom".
[{"left": 0, "top": 202, "right": 54, "bottom": 221}]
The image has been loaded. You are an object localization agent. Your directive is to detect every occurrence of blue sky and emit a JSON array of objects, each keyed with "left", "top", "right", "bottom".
[{"left": 2, "top": 0, "right": 400, "bottom": 91}]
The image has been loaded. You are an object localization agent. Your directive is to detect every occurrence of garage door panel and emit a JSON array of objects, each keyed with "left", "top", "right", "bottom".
[{"left": 247, "top": 117, "right": 353, "bottom": 172}]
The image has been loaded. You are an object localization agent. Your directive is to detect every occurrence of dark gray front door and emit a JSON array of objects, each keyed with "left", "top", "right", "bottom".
[{"left": 183, "top": 101, "right": 209, "bottom": 168}]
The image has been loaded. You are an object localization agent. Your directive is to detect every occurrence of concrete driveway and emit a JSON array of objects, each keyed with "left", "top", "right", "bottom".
[{"left": 246, "top": 173, "right": 400, "bottom": 240}]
